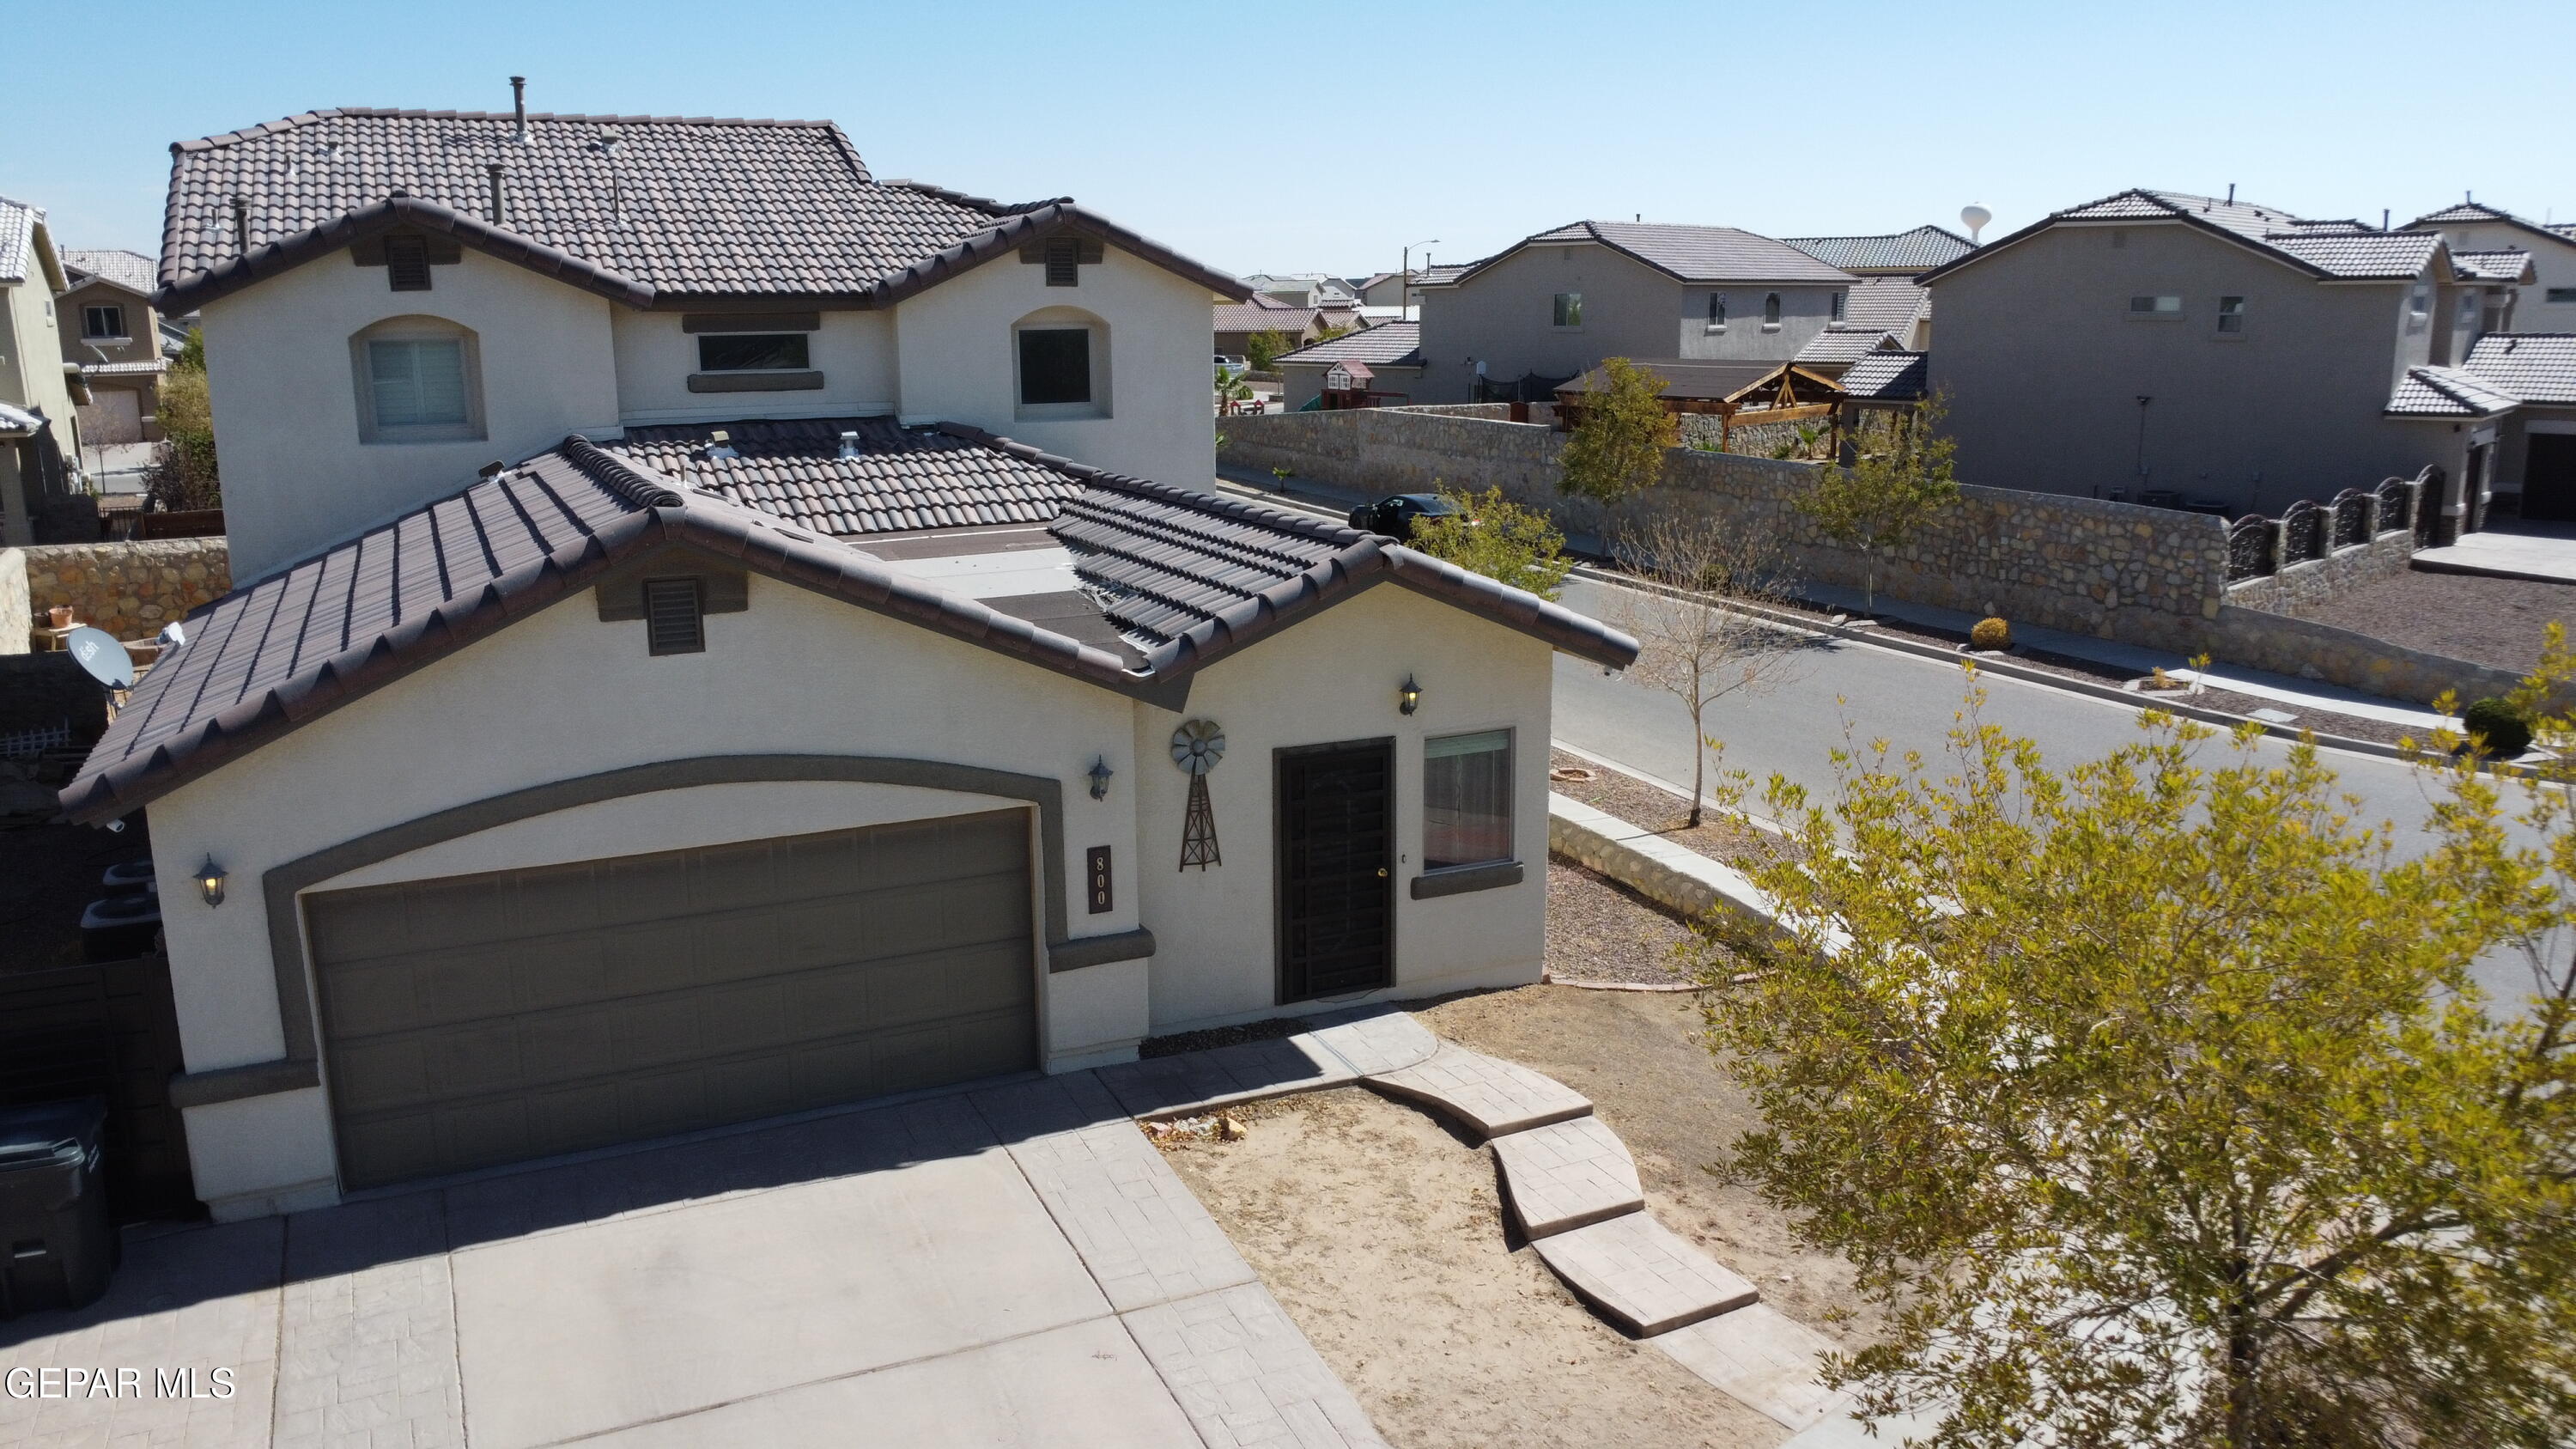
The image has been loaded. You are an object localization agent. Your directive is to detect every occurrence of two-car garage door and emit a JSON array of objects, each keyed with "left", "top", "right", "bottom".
[{"left": 307, "top": 811, "right": 1036, "bottom": 1190}]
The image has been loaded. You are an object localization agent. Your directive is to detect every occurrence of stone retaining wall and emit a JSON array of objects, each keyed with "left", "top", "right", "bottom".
[
  {"left": 2206, "top": 606, "right": 2527, "bottom": 708},
  {"left": 2224, "top": 527, "right": 2416, "bottom": 618},
  {"left": 0, "top": 551, "right": 27, "bottom": 657},
  {"left": 1220, "top": 408, "right": 2232, "bottom": 649},
  {"left": 19, "top": 538, "right": 231, "bottom": 643}
]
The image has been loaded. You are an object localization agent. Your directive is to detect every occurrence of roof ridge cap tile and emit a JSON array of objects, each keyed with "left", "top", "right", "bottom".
[
  {"left": 156, "top": 196, "right": 658, "bottom": 312},
  {"left": 559, "top": 434, "right": 688, "bottom": 507}
]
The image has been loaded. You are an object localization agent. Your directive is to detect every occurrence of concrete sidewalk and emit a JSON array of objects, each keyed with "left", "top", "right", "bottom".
[{"left": 2415, "top": 527, "right": 2576, "bottom": 586}]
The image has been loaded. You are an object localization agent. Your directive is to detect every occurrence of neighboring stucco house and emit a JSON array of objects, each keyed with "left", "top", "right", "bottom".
[
  {"left": 1273, "top": 321, "right": 1425, "bottom": 411},
  {"left": 1215, "top": 294, "right": 1330, "bottom": 360},
  {"left": 58, "top": 248, "right": 169, "bottom": 444},
  {"left": 2415, "top": 333, "right": 2576, "bottom": 521},
  {"left": 1918, "top": 189, "right": 2534, "bottom": 523},
  {"left": 1, "top": 193, "right": 89, "bottom": 546},
  {"left": 1782, "top": 224, "right": 1971, "bottom": 362},
  {"left": 2403, "top": 201, "right": 2576, "bottom": 335},
  {"left": 68, "top": 98, "right": 1639, "bottom": 1221},
  {"left": 157, "top": 103, "right": 1249, "bottom": 584},
  {"left": 1406, "top": 220, "right": 1860, "bottom": 403}
]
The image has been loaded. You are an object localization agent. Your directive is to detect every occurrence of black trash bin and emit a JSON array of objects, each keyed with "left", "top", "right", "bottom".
[{"left": 0, "top": 1098, "right": 118, "bottom": 1318}]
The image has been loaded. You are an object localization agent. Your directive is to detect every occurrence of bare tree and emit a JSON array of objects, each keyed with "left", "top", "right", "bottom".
[{"left": 1610, "top": 509, "right": 1809, "bottom": 826}]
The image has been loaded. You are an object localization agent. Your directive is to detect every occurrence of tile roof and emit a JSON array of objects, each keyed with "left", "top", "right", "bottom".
[
  {"left": 1839, "top": 350, "right": 1929, "bottom": 402},
  {"left": 2258, "top": 229, "right": 2441, "bottom": 280},
  {"left": 1793, "top": 328, "right": 1901, "bottom": 364},
  {"left": 0, "top": 195, "right": 38, "bottom": 285},
  {"left": 156, "top": 107, "right": 1247, "bottom": 311},
  {"left": 2464, "top": 333, "right": 2576, "bottom": 406},
  {"left": 1275, "top": 321, "right": 1422, "bottom": 367},
  {"left": 1558, "top": 358, "right": 1779, "bottom": 401},
  {"left": 59, "top": 420, "right": 1635, "bottom": 823},
  {"left": 2385, "top": 365, "right": 2518, "bottom": 417},
  {"left": 1414, "top": 264, "right": 1469, "bottom": 286},
  {"left": 2451, "top": 249, "right": 2534, "bottom": 282},
  {"left": 1923, "top": 188, "right": 2447, "bottom": 284},
  {"left": 1780, "top": 225, "right": 1974, "bottom": 273},
  {"left": 62, "top": 248, "right": 157, "bottom": 295},
  {"left": 2412, "top": 202, "right": 2508, "bottom": 225},
  {"left": 1214, "top": 301, "right": 1321, "bottom": 333},
  {"left": 78, "top": 360, "right": 169, "bottom": 377},
  {"left": 598, "top": 417, "right": 1083, "bottom": 537},
  {"left": 1474, "top": 221, "right": 1853, "bottom": 286},
  {"left": 0, "top": 401, "right": 42, "bottom": 436},
  {"left": 1838, "top": 276, "right": 1927, "bottom": 332}
]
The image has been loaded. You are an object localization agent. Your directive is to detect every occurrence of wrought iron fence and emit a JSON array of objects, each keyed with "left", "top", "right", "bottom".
[
  {"left": 2376, "top": 476, "right": 2413, "bottom": 537},
  {"left": 2280, "top": 498, "right": 2327, "bottom": 565},
  {"left": 2226, "top": 514, "right": 2275, "bottom": 581},
  {"left": 2330, "top": 489, "right": 2372, "bottom": 549}
]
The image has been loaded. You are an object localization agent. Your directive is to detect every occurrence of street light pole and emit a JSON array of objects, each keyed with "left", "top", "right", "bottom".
[{"left": 1401, "top": 238, "right": 1438, "bottom": 317}]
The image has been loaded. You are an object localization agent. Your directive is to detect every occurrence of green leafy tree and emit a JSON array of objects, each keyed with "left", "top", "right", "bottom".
[
  {"left": 145, "top": 328, "right": 221, "bottom": 511},
  {"left": 1244, "top": 329, "right": 1292, "bottom": 373},
  {"left": 1793, "top": 393, "right": 1959, "bottom": 608},
  {"left": 1407, "top": 484, "right": 1573, "bottom": 601},
  {"left": 1311, "top": 319, "right": 1354, "bottom": 344},
  {"left": 1689, "top": 665, "right": 2576, "bottom": 1447},
  {"left": 1558, "top": 356, "right": 1678, "bottom": 502}
]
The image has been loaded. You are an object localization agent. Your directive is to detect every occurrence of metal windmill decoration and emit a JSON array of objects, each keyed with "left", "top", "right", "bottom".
[{"left": 1170, "top": 719, "right": 1225, "bottom": 870}]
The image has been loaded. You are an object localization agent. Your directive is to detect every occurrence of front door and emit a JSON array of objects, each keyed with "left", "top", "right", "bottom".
[
  {"left": 2524, "top": 434, "right": 2576, "bottom": 524},
  {"left": 1277, "top": 739, "right": 1394, "bottom": 1002}
]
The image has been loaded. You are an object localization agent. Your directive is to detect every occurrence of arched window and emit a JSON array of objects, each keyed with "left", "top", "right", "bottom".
[
  {"left": 1763, "top": 293, "right": 1782, "bottom": 328},
  {"left": 349, "top": 315, "right": 485, "bottom": 444},
  {"left": 1013, "top": 306, "right": 1111, "bottom": 420},
  {"left": 1706, "top": 294, "right": 1727, "bottom": 329}
]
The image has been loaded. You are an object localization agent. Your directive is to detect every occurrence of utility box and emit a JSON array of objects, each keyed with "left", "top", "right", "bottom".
[{"left": 0, "top": 1098, "right": 118, "bottom": 1318}]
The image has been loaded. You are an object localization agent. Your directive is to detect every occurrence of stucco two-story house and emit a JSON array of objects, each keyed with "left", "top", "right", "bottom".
[
  {"left": 2405, "top": 201, "right": 2576, "bottom": 335},
  {"left": 1781, "top": 224, "right": 1971, "bottom": 368},
  {"left": 1406, "top": 220, "right": 1860, "bottom": 403},
  {"left": 2, "top": 193, "right": 88, "bottom": 545},
  {"left": 69, "top": 95, "right": 1637, "bottom": 1221},
  {"left": 58, "top": 248, "right": 169, "bottom": 445},
  {"left": 1919, "top": 189, "right": 2533, "bottom": 524}
]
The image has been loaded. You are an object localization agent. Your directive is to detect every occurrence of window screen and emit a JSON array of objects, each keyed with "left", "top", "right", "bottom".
[
  {"left": 696, "top": 334, "right": 809, "bottom": 371},
  {"left": 1018, "top": 328, "right": 1092, "bottom": 405},
  {"left": 1424, "top": 729, "right": 1512, "bottom": 870},
  {"left": 1552, "top": 292, "right": 1583, "bottom": 327},
  {"left": 368, "top": 339, "right": 470, "bottom": 426},
  {"left": 82, "top": 305, "right": 125, "bottom": 338}
]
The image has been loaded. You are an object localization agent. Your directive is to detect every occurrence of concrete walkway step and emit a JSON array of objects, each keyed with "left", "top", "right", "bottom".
[
  {"left": 1530, "top": 1212, "right": 1759, "bottom": 1337},
  {"left": 1489, "top": 1116, "right": 1644, "bottom": 1239},
  {"left": 1366, "top": 1043, "right": 1592, "bottom": 1140},
  {"left": 1299, "top": 1004, "right": 1440, "bottom": 1076},
  {"left": 1097, "top": 1033, "right": 1357, "bottom": 1120},
  {"left": 1654, "top": 1304, "right": 1845, "bottom": 1430},
  {"left": 1123, "top": 1281, "right": 1392, "bottom": 1449}
]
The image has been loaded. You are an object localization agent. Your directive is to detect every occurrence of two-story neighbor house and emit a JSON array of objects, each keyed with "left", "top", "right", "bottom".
[
  {"left": 59, "top": 248, "right": 170, "bottom": 445},
  {"left": 1406, "top": 220, "right": 1860, "bottom": 403},
  {"left": 1781, "top": 224, "right": 1971, "bottom": 367},
  {"left": 72, "top": 95, "right": 1637, "bottom": 1221},
  {"left": 2, "top": 194, "right": 90, "bottom": 546},
  {"left": 1918, "top": 189, "right": 2533, "bottom": 523},
  {"left": 2405, "top": 201, "right": 2576, "bottom": 335}
]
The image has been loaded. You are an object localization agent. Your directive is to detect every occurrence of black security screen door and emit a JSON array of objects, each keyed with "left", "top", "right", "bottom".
[
  {"left": 2525, "top": 435, "right": 2576, "bottom": 523},
  {"left": 1277, "top": 739, "right": 1394, "bottom": 1002}
]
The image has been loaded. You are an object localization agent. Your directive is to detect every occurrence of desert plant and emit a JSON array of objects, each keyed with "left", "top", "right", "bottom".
[
  {"left": 1794, "top": 392, "right": 1959, "bottom": 608},
  {"left": 1968, "top": 617, "right": 2010, "bottom": 651},
  {"left": 1690, "top": 672, "right": 2576, "bottom": 1446},
  {"left": 1558, "top": 357, "right": 1678, "bottom": 503},
  {"left": 1408, "top": 485, "right": 1572, "bottom": 601},
  {"left": 144, "top": 331, "right": 220, "bottom": 511},
  {"left": 1244, "top": 329, "right": 1291, "bottom": 373},
  {"left": 1609, "top": 509, "right": 1806, "bottom": 825},
  {"left": 2462, "top": 696, "right": 2533, "bottom": 758}
]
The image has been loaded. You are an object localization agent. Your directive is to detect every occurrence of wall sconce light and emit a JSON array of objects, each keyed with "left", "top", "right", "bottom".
[
  {"left": 1399, "top": 675, "right": 1421, "bottom": 715},
  {"left": 1087, "top": 757, "right": 1115, "bottom": 801},
  {"left": 196, "top": 855, "right": 228, "bottom": 908}
]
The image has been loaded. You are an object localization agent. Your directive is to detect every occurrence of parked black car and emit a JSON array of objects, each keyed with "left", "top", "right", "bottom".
[{"left": 1346, "top": 493, "right": 1464, "bottom": 539}]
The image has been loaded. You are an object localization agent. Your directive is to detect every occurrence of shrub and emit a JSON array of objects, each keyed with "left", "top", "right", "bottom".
[
  {"left": 2462, "top": 697, "right": 2532, "bottom": 758},
  {"left": 1970, "top": 617, "right": 2011, "bottom": 651},
  {"left": 1558, "top": 357, "right": 1678, "bottom": 502},
  {"left": 1409, "top": 485, "right": 1572, "bottom": 600}
]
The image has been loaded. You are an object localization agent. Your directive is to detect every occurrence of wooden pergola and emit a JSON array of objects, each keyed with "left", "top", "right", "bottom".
[{"left": 1553, "top": 362, "right": 1849, "bottom": 451}]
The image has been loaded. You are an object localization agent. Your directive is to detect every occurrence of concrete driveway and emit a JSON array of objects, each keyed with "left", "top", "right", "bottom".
[{"left": 2, "top": 1071, "right": 1380, "bottom": 1448}]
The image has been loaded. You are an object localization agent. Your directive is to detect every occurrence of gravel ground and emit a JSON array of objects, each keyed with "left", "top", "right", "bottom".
[
  {"left": 1546, "top": 750, "right": 1776, "bottom": 865},
  {"left": 1544, "top": 860, "right": 1704, "bottom": 985},
  {"left": 2302, "top": 570, "right": 2573, "bottom": 674}
]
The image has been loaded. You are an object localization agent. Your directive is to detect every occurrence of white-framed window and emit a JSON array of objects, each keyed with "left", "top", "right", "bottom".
[
  {"left": 2129, "top": 295, "right": 2184, "bottom": 318},
  {"left": 349, "top": 316, "right": 485, "bottom": 444},
  {"left": 82, "top": 304, "right": 127, "bottom": 340},
  {"left": 1012, "top": 307, "right": 1110, "bottom": 420},
  {"left": 1705, "top": 293, "right": 1727, "bottom": 331},
  {"left": 1829, "top": 291, "right": 1846, "bottom": 323},
  {"left": 1762, "top": 292, "right": 1782, "bottom": 329},
  {"left": 1424, "top": 728, "right": 1513, "bottom": 871},
  {"left": 2216, "top": 296, "right": 2245, "bottom": 334},
  {"left": 1552, "top": 292, "right": 1583, "bottom": 329}
]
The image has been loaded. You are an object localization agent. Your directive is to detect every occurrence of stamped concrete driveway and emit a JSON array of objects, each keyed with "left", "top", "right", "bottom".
[{"left": 2, "top": 1070, "right": 1381, "bottom": 1448}]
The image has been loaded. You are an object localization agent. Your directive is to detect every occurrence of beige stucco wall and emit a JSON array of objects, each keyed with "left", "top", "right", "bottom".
[
  {"left": 57, "top": 277, "right": 160, "bottom": 369},
  {"left": 197, "top": 248, "right": 623, "bottom": 583},
  {"left": 610, "top": 308, "right": 899, "bottom": 424},
  {"left": 893, "top": 244, "right": 1221, "bottom": 491},
  {"left": 2418, "top": 218, "right": 2576, "bottom": 332},
  {"left": 1133, "top": 581, "right": 1555, "bottom": 1032}
]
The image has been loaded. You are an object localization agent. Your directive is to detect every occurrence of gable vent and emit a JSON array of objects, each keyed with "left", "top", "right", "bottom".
[
  {"left": 1045, "top": 236, "right": 1080, "bottom": 287},
  {"left": 386, "top": 235, "right": 431, "bottom": 291},
  {"left": 642, "top": 577, "right": 706, "bottom": 655}
]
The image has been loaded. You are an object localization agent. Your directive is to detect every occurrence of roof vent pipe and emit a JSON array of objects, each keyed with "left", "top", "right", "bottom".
[
  {"left": 510, "top": 76, "right": 528, "bottom": 143},
  {"left": 837, "top": 430, "right": 861, "bottom": 459},
  {"left": 2226, "top": 182, "right": 2235, "bottom": 204},
  {"left": 2383, "top": 208, "right": 2391, "bottom": 230},
  {"left": 229, "top": 195, "right": 250, "bottom": 258},
  {"left": 486, "top": 163, "right": 505, "bottom": 227}
]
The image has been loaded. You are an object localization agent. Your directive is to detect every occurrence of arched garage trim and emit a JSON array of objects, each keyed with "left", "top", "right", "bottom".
[{"left": 174, "top": 753, "right": 1151, "bottom": 1109}]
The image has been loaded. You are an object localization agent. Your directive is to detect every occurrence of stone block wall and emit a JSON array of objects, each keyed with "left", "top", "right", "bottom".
[
  {"left": 20, "top": 538, "right": 232, "bottom": 644},
  {"left": 0, "top": 550, "right": 27, "bottom": 657},
  {"left": 2205, "top": 606, "right": 2525, "bottom": 709},
  {"left": 2223, "top": 527, "right": 2416, "bottom": 618}
]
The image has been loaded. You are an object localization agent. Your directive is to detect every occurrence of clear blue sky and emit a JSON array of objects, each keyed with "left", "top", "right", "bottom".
[{"left": 8, "top": 0, "right": 2568, "bottom": 280}]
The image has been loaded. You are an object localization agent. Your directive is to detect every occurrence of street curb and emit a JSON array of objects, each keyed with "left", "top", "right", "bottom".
[{"left": 1546, "top": 794, "right": 1788, "bottom": 941}]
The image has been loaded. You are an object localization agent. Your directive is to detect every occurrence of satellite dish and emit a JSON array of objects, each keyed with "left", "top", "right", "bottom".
[
  {"left": 1960, "top": 204, "right": 1993, "bottom": 244},
  {"left": 1170, "top": 719, "right": 1226, "bottom": 776},
  {"left": 64, "top": 626, "right": 135, "bottom": 691}
]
